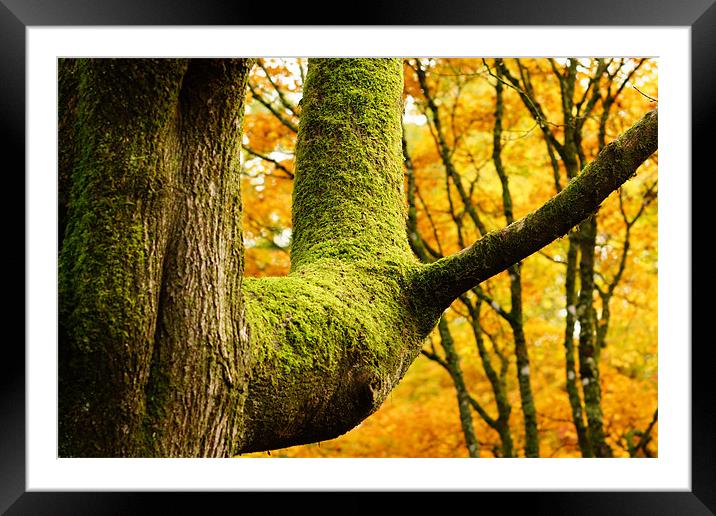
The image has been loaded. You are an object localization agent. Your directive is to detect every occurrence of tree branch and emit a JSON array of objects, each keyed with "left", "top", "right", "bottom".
[
  {"left": 415, "top": 108, "right": 657, "bottom": 311},
  {"left": 257, "top": 60, "right": 301, "bottom": 118},
  {"left": 416, "top": 61, "right": 488, "bottom": 237},
  {"left": 248, "top": 82, "right": 299, "bottom": 133},
  {"left": 243, "top": 145, "right": 295, "bottom": 179}
]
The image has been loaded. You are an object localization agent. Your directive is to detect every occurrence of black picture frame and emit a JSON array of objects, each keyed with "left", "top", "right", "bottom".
[{"left": 5, "top": 1, "right": 712, "bottom": 513}]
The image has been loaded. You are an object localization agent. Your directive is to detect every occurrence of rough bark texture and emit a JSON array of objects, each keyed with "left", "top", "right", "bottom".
[
  {"left": 146, "top": 60, "right": 252, "bottom": 457},
  {"left": 437, "top": 318, "right": 480, "bottom": 457},
  {"left": 59, "top": 58, "right": 252, "bottom": 457},
  {"left": 59, "top": 58, "right": 657, "bottom": 457},
  {"left": 59, "top": 59, "right": 190, "bottom": 456}
]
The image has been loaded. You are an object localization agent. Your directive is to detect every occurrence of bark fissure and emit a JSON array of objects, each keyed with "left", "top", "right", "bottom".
[{"left": 147, "top": 59, "right": 253, "bottom": 457}]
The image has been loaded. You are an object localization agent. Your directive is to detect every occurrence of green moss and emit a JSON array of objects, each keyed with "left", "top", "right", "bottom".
[
  {"left": 291, "top": 58, "right": 412, "bottom": 269},
  {"left": 242, "top": 58, "right": 434, "bottom": 408},
  {"left": 58, "top": 59, "right": 188, "bottom": 456},
  {"left": 244, "top": 258, "right": 420, "bottom": 378},
  {"left": 60, "top": 59, "right": 187, "bottom": 341},
  {"left": 240, "top": 256, "right": 435, "bottom": 452},
  {"left": 236, "top": 60, "right": 446, "bottom": 451}
]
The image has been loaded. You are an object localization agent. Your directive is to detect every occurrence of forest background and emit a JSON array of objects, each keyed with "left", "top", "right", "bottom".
[{"left": 240, "top": 57, "right": 658, "bottom": 458}]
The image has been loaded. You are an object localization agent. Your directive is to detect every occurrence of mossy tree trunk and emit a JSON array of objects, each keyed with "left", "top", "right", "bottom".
[
  {"left": 59, "top": 58, "right": 657, "bottom": 457},
  {"left": 492, "top": 69, "right": 539, "bottom": 457},
  {"left": 435, "top": 318, "right": 481, "bottom": 457},
  {"left": 59, "top": 58, "right": 253, "bottom": 457}
]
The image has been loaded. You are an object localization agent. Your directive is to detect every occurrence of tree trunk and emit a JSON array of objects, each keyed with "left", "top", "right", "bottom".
[
  {"left": 238, "top": 58, "right": 434, "bottom": 452},
  {"left": 563, "top": 236, "right": 594, "bottom": 457},
  {"left": 576, "top": 214, "right": 613, "bottom": 457},
  {"left": 59, "top": 58, "right": 436, "bottom": 457},
  {"left": 59, "top": 58, "right": 253, "bottom": 457},
  {"left": 466, "top": 298, "right": 514, "bottom": 458},
  {"left": 437, "top": 318, "right": 481, "bottom": 457},
  {"left": 59, "top": 58, "right": 657, "bottom": 457},
  {"left": 493, "top": 75, "right": 539, "bottom": 457}
]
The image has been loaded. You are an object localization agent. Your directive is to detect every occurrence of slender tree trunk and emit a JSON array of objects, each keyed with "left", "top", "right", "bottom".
[
  {"left": 563, "top": 237, "right": 593, "bottom": 457},
  {"left": 437, "top": 318, "right": 480, "bottom": 457},
  {"left": 493, "top": 74, "right": 539, "bottom": 457},
  {"left": 576, "top": 215, "right": 613, "bottom": 457},
  {"left": 509, "top": 291, "right": 539, "bottom": 457},
  {"left": 466, "top": 299, "right": 514, "bottom": 458}
]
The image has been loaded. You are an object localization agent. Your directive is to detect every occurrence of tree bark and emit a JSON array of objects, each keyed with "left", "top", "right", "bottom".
[
  {"left": 60, "top": 58, "right": 193, "bottom": 456},
  {"left": 59, "top": 58, "right": 253, "bottom": 457},
  {"left": 576, "top": 215, "right": 613, "bottom": 457},
  {"left": 563, "top": 236, "right": 594, "bottom": 457},
  {"left": 493, "top": 72, "right": 539, "bottom": 457},
  {"left": 59, "top": 58, "right": 657, "bottom": 457},
  {"left": 437, "top": 318, "right": 481, "bottom": 457},
  {"left": 146, "top": 59, "right": 253, "bottom": 457}
]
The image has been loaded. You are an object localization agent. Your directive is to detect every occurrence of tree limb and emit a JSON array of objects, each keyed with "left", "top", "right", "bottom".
[
  {"left": 243, "top": 145, "right": 295, "bottom": 179},
  {"left": 248, "top": 82, "right": 299, "bottom": 133},
  {"left": 257, "top": 60, "right": 301, "bottom": 118},
  {"left": 415, "top": 108, "right": 657, "bottom": 311}
]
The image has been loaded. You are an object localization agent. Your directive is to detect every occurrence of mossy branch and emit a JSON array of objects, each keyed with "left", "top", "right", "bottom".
[{"left": 416, "top": 108, "right": 658, "bottom": 311}]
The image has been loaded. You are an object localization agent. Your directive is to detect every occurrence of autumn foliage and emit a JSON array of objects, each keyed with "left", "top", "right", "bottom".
[{"left": 241, "top": 58, "right": 657, "bottom": 458}]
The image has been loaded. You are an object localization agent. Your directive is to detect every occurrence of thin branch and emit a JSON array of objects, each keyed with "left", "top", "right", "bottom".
[
  {"left": 248, "top": 82, "right": 299, "bottom": 134},
  {"left": 416, "top": 109, "right": 658, "bottom": 311},
  {"left": 243, "top": 146, "right": 295, "bottom": 179},
  {"left": 539, "top": 250, "right": 567, "bottom": 265},
  {"left": 421, "top": 349, "right": 449, "bottom": 369},
  {"left": 484, "top": 326, "right": 509, "bottom": 376},
  {"left": 468, "top": 395, "right": 499, "bottom": 430},
  {"left": 473, "top": 288, "right": 514, "bottom": 324},
  {"left": 633, "top": 409, "right": 658, "bottom": 457},
  {"left": 415, "top": 187, "right": 445, "bottom": 258},
  {"left": 575, "top": 59, "right": 608, "bottom": 133},
  {"left": 632, "top": 85, "right": 658, "bottom": 103},
  {"left": 602, "top": 181, "right": 657, "bottom": 295},
  {"left": 257, "top": 60, "right": 301, "bottom": 118},
  {"left": 615, "top": 59, "right": 648, "bottom": 98},
  {"left": 416, "top": 61, "right": 488, "bottom": 237},
  {"left": 404, "top": 130, "right": 435, "bottom": 263}
]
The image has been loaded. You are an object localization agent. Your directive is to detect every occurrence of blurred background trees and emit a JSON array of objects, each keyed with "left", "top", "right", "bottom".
[{"left": 240, "top": 57, "right": 658, "bottom": 458}]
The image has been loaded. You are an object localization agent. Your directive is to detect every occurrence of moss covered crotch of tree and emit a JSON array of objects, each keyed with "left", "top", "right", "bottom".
[{"left": 240, "top": 59, "right": 439, "bottom": 452}]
